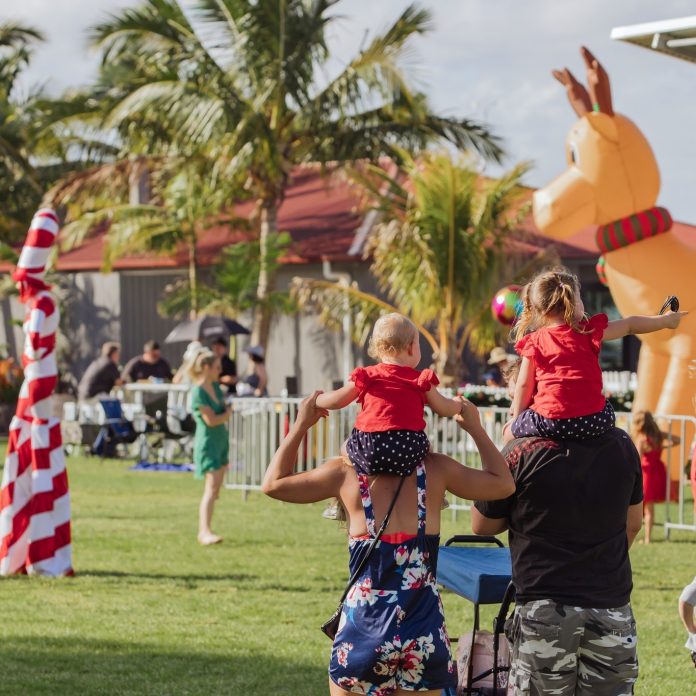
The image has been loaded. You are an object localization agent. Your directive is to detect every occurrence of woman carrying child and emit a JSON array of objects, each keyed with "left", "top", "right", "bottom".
[{"left": 506, "top": 267, "right": 685, "bottom": 442}]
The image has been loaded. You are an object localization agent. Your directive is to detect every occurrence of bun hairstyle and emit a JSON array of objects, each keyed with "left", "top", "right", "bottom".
[
  {"left": 368, "top": 313, "right": 418, "bottom": 361},
  {"left": 512, "top": 267, "right": 583, "bottom": 340},
  {"left": 187, "top": 349, "right": 216, "bottom": 381},
  {"left": 631, "top": 410, "right": 664, "bottom": 449}
]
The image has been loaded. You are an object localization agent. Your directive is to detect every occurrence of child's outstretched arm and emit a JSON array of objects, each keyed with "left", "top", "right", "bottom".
[
  {"left": 426, "top": 386, "right": 464, "bottom": 417},
  {"left": 510, "top": 357, "right": 535, "bottom": 419},
  {"left": 315, "top": 382, "right": 359, "bottom": 410},
  {"left": 604, "top": 311, "right": 688, "bottom": 341}
]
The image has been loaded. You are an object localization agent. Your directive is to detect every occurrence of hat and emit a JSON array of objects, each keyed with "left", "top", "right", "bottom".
[
  {"left": 246, "top": 345, "right": 265, "bottom": 360},
  {"left": 183, "top": 341, "right": 203, "bottom": 363},
  {"left": 488, "top": 347, "right": 515, "bottom": 365},
  {"left": 12, "top": 208, "right": 60, "bottom": 285}
]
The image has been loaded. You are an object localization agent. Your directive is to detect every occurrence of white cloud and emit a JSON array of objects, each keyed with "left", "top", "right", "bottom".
[{"left": 3, "top": 0, "right": 695, "bottom": 219}]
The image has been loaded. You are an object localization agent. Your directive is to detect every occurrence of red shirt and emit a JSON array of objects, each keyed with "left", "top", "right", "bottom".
[
  {"left": 351, "top": 363, "right": 439, "bottom": 432},
  {"left": 515, "top": 313, "right": 607, "bottom": 419}
]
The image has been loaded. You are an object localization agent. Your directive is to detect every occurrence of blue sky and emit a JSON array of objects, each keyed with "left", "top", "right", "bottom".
[{"left": 7, "top": 0, "right": 696, "bottom": 221}]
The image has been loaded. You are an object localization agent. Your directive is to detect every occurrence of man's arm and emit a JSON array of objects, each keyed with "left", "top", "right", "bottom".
[
  {"left": 471, "top": 506, "right": 508, "bottom": 535},
  {"left": 626, "top": 503, "right": 643, "bottom": 548}
]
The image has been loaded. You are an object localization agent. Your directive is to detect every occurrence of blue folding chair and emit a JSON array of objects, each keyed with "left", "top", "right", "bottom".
[
  {"left": 438, "top": 535, "right": 514, "bottom": 696},
  {"left": 91, "top": 398, "right": 138, "bottom": 459}
]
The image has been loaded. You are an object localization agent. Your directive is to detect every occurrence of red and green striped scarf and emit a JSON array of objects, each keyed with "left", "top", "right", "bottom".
[{"left": 595, "top": 206, "right": 672, "bottom": 253}]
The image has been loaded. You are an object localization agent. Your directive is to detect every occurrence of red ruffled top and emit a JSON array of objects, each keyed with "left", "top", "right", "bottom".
[
  {"left": 351, "top": 363, "right": 439, "bottom": 432},
  {"left": 515, "top": 313, "right": 607, "bottom": 419}
]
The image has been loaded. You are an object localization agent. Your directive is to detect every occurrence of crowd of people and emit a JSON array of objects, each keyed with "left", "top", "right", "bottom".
[{"left": 262, "top": 266, "right": 692, "bottom": 695}]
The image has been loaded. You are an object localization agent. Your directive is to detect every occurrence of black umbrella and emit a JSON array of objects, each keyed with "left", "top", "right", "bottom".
[{"left": 164, "top": 316, "right": 250, "bottom": 344}]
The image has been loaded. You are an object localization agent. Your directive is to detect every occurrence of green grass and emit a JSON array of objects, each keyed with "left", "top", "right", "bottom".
[{"left": 0, "top": 453, "right": 694, "bottom": 695}]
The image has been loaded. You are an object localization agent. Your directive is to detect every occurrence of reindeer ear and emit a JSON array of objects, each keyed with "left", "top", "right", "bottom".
[
  {"left": 587, "top": 112, "right": 618, "bottom": 142},
  {"left": 581, "top": 46, "right": 614, "bottom": 116}
]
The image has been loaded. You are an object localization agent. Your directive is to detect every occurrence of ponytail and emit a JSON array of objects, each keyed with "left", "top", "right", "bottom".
[{"left": 511, "top": 267, "right": 584, "bottom": 340}]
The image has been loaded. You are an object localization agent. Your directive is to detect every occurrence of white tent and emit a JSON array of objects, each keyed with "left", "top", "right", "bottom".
[{"left": 611, "top": 16, "right": 696, "bottom": 63}]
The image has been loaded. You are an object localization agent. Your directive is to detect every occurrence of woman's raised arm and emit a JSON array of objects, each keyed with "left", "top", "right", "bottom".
[
  {"left": 440, "top": 398, "right": 515, "bottom": 501},
  {"left": 261, "top": 391, "right": 344, "bottom": 503}
]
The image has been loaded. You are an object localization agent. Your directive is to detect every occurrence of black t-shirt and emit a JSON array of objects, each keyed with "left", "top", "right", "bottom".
[
  {"left": 219, "top": 355, "right": 237, "bottom": 379},
  {"left": 475, "top": 429, "right": 643, "bottom": 608},
  {"left": 122, "top": 356, "right": 172, "bottom": 382},
  {"left": 78, "top": 357, "right": 121, "bottom": 400}
]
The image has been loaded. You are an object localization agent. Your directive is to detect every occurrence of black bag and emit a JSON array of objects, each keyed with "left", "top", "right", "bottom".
[{"left": 321, "top": 477, "right": 405, "bottom": 640}]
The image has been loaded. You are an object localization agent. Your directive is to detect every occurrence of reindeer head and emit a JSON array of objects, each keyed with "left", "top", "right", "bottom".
[{"left": 533, "top": 47, "right": 661, "bottom": 240}]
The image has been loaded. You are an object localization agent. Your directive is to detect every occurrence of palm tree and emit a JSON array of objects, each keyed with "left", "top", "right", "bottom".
[
  {"left": 293, "top": 153, "right": 557, "bottom": 381},
  {"left": 57, "top": 157, "right": 238, "bottom": 316},
  {"left": 86, "top": 0, "right": 503, "bottom": 349}
]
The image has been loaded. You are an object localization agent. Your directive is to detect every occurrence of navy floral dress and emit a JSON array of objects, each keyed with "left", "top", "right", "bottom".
[{"left": 329, "top": 462, "right": 457, "bottom": 694}]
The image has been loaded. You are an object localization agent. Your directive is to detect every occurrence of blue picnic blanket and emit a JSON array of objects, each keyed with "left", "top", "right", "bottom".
[
  {"left": 437, "top": 545, "right": 512, "bottom": 604},
  {"left": 129, "top": 461, "right": 194, "bottom": 473}
]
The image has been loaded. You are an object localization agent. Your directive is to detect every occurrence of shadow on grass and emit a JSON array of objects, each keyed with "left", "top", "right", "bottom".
[
  {"left": 78, "top": 569, "right": 258, "bottom": 583},
  {"left": 0, "top": 636, "right": 327, "bottom": 696}
]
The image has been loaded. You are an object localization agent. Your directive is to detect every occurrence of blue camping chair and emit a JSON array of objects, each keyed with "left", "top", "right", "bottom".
[
  {"left": 438, "top": 535, "right": 514, "bottom": 696},
  {"left": 91, "top": 398, "right": 138, "bottom": 459}
]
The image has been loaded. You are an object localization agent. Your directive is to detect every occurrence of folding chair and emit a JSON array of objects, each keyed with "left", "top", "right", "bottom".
[
  {"left": 437, "top": 535, "right": 514, "bottom": 695},
  {"left": 91, "top": 398, "right": 138, "bottom": 459}
]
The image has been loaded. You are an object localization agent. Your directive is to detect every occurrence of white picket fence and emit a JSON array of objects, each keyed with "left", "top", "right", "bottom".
[{"left": 226, "top": 397, "right": 696, "bottom": 537}]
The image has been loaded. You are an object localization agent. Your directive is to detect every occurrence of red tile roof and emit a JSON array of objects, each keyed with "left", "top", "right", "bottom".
[{"left": 2, "top": 165, "right": 694, "bottom": 273}]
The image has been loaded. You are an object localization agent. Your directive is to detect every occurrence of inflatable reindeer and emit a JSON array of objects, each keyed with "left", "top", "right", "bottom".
[{"left": 533, "top": 47, "right": 695, "bottom": 418}]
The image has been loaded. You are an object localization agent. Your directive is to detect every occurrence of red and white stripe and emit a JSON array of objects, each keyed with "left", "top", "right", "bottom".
[{"left": 1, "top": 208, "right": 72, "bottom": 576}]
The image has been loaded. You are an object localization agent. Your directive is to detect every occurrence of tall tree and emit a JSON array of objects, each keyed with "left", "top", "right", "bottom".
[
  {"left": 86, "top": 0, "right": 503, "bottom": 348},
  {"left": 293, "top": 153, "right": 557, "bottom": 381}
]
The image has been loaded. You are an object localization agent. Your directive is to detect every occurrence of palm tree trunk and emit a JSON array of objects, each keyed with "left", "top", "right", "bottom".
[
  {"left": 251, "top": 201, "right": 278, "bottom": 350},
  {"left": 187, "top": 234, "right": 198, "bottom": 320}
]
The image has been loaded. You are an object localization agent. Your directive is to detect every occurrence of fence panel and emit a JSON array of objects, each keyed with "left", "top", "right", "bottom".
[{"left": 226, "top": 398, "right": 695, "bottom": 535}]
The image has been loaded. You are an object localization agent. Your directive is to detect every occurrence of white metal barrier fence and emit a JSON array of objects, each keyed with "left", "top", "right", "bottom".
[{"left": 226, "top": 397, "right": 696, "bottom": 535}]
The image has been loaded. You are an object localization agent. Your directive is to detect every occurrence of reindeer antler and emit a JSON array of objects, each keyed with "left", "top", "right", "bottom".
[
  {"left": 581, "top": 46, "right": 614, "bottom": 116},
  {"left": 551, "top": 67, "right": 591, "bottom": 117}
]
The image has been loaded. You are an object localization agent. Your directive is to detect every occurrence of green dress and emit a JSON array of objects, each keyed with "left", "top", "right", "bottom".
[{"left": 191, "top": 382, "right": 229, "bottom": 479}]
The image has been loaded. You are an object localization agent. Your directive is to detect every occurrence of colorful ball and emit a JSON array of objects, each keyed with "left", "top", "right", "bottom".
[
  {"left": 595, "top": 256, "right": 608, "bottom": 286},
  {"left": 491, "top": 285, "right": 522, "bottom": 326}
]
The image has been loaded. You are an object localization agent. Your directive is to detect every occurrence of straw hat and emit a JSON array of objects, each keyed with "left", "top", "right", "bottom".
[
  {"left": 246, "top": 345, "right": 265, "bottom": 360},
  {"left": 488, "top": 347, "right": 515, "bottom": 365}
]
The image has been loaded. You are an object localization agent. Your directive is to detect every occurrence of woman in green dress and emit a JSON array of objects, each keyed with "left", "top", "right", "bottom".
[{"left": 189, "top": 350, "right": 231, "bottom": 545}]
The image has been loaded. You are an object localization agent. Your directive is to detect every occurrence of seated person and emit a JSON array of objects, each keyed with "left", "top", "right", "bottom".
[
  {"left": 78, "top": 342, "right": 123, "bottom": 401},
  {"left": 211, "top": 337, "right": 237, "bottom": 392},
  {"left": 122, "top": 340, "right": 173, "bottom": 383}
]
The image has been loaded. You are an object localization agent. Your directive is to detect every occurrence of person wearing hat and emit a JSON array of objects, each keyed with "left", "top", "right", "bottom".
[
  {"left": 485, "top": 347, "right": 516, "bottom": 387},
  {"left": 237, "top": 345, "right": 267, "bottom": 397}
]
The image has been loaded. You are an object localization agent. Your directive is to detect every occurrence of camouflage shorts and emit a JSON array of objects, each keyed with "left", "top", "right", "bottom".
[{"left": 506, "top": 600, "right": 638, "bottom": 695}]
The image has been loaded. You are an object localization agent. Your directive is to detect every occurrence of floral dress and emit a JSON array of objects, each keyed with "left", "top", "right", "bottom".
[{"left": 329, "top": 462, "right": 456, "bottom": 694}]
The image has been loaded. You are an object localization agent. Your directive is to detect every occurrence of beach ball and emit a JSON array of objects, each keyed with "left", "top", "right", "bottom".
[
  {"left": 491, "top": 285, "right": 522, "bottom": 326},
  {"left": 595, "top": 256, "right": 608, "bottom": 286}
]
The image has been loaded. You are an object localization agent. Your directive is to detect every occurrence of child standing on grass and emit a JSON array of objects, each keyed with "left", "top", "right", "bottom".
[
  {"left": 679, "top": 576, "right": 696, "bottom": 670},
  {"left": 630, "top": 411, "right": 680, "bottom": 544},
  {"left": 505, "top": 267, "right": 686, "bottom": 442},
  {"left": 316, "top": 313, "right": 463, "bottom": 477}
]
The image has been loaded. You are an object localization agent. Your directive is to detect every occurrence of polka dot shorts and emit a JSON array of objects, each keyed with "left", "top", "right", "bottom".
[
  {"left": 511, "top": 401, "right": 615, "bottom": 440},
  {"left": 345, "top": 428, "right": 430, "bottom": 476}
]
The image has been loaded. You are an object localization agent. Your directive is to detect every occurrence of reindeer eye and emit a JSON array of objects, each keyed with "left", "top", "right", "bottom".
[{"left": 569, "top": 143, "right": 579, "bottom": 166}]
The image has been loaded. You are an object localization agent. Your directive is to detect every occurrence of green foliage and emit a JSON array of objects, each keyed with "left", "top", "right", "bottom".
[{"left": 295, "top": 153, "right": 557, "bottom": 378}]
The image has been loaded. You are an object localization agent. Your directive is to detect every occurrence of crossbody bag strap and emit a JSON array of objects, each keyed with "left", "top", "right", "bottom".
[{"left": 336, "top": 476, "right": 406, "bottom": 605}]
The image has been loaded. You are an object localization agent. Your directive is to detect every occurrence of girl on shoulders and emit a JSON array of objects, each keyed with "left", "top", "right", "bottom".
[
  {"left": 316, "top": 313, "right": 463, "bottom": 478},
  {"left": 506, "top": 268, "right": 685, "bottom": 442}
]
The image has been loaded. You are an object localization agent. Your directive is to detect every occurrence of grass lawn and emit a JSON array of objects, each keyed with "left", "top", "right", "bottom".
[{"left": 0, "top": 452, "right": 694, "bottom": 695}]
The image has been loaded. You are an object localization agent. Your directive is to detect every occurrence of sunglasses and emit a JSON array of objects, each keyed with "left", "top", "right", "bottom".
[{"left": 658, "top": 296, "right": 679, "bottom": 315}]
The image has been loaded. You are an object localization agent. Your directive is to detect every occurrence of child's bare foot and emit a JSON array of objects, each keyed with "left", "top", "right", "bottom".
[{"left": 198, "top": 532, "right": 223, "bottom": 545}]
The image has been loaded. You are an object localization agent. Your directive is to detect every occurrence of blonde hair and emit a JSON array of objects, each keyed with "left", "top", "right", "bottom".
[
  {"left": 187, "top": 349, "right": 216, "bottom": 381},
  {"left": 631, "top": 410, "right": 663, "bottom": 449},
  {"left": 368, "top": 313, "right": 418, "bottom": 360},
  {"left": 502, "top": 357, "right": 521, "bottom": 386},
  {"left": 512, "top": 267, "right": 583, "bottom": 341}
]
